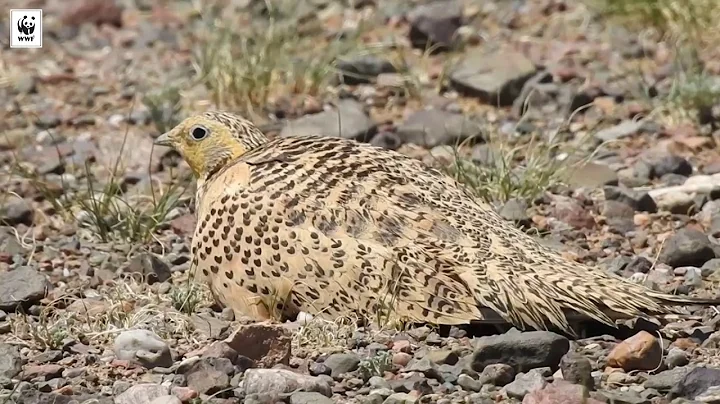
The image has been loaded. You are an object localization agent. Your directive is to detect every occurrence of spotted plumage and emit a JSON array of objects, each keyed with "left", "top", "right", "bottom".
[{"left": 155, "top": 111, "right": 720, "bottom": 334}]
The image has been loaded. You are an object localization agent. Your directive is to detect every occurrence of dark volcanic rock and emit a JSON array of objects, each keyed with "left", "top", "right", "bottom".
[{"left": 470, "top": 329, "right": 570, "bottom": 373}]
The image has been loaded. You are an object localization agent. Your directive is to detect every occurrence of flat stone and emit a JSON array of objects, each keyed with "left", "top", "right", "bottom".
[
  {"left": 114, "top": 384, "right": 173, "bottom": 404},
  {"left": 395, "top": 108, "right": 482, "bottom": 148},
  {"left": 289, "top": 391, "right": 334, "bottom": 404},
  {"left": 658, "top": 228, "right": 715, "bottom": 268},
  {"left": 0, "top": 343, "right": 23, "bottom": 378},
  {"left": 224, "top": 322, "right": 291, "bottom": 368},
  {"left": 0, "top": 266, "right": 51, "bottom": 311},
  {"left": 471, "top": 329, "right": 569, "bottom": 373},
  {"left": 450, "top": 50, "right": 537, "bottom": 106},
  {"left": 324, "top": 353, "right": 361, "bottom": 378},
  {"left": 644, "top": 366, "right": 693, "bottom": 392},
  {"left": 594, "top": 120, "right": 644, "bottom": 142},
  {"left": 183, "top": 357, "right": 233, "bottom": 395},
  {"left": 670, "top": 367, "right": 720, "bottom": 400},
  {"left": 280, "top": 99, "right": 376, "bottom": 141},
  {"left": 566, "top": 162, "right": 619, "bottom": 188},
  {"left": 240, "top": 368, "right": 331, "bottom": 397},
  {"left": 336, "top": 56, "right": 396, "bottom": 85}
]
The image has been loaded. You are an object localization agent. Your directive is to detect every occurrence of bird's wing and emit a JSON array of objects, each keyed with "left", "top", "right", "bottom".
[{"left": 194, "top": 136, "right": 718, "bottom": 332}]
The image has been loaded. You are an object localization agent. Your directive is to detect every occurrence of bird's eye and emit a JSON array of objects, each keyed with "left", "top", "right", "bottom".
[{"left": 190, "top": 125, "right": 209, "bottom": 141}]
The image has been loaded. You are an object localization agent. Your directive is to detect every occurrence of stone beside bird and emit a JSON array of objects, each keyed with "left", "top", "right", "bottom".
[{"left": 154, "top": 110, "right": 720, "bottom": 335}]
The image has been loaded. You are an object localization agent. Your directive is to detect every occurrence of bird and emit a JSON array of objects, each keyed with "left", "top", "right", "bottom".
[{"left": 153, "top": 110, "right": 720, "bottom": 335}]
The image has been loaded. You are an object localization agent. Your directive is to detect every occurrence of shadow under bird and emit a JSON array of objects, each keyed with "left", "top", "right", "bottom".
[{"left": 153, "top": 110, "right": 720, "bottom": 336}]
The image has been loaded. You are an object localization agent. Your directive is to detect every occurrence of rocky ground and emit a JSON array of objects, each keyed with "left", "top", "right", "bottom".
[{"left": 2, "top": 0, "right": 720, "bottom": 403}]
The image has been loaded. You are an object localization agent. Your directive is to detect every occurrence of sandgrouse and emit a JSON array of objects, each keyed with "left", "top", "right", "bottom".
[{"left": 154, "top": 110, "right": 719, "bottom": 334}]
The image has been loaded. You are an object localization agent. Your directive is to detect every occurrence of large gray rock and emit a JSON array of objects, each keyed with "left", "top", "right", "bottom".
[
  {"left": 470, "top": 329, "right": 569, "bottom": 373},
  {"left": 450, "top": 50, "right": 537, "bottom": 106},
  {"left": 0, "top": 266, "right": 50, "bottom": 311},
  {"left": 395, "top": 109, "right": 482, "bottom": 148},
  {"left": 280, "top": 99, "right": 376, "bottom": 141}
]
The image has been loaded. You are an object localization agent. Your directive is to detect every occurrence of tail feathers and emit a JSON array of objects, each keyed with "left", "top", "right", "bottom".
[{"left": 648, "top": 292, "right": 720, "bottom": 306}]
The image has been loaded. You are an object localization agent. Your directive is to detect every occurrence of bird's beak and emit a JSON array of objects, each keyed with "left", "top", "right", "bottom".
[{"left": 154, "top": 131, "right": 173, "bottom": 147}]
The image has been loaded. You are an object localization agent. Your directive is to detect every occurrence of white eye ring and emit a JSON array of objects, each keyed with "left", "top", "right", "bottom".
[{"left": 190, "top": 125, "right": 209, "bottom": 141}]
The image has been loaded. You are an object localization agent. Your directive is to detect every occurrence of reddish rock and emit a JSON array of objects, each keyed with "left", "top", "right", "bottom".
[
  {"left": 392, "top": 340, "right": 412, "bottom": 353},
  {"left": 170, "top": 214, "right": 196, "bottom": 236},
  {"left": 552, "top": 196, "right": 595, "bottom": 229},
  {"left": 61, "top": 0, "right": 123, "bottom": 27},
  {"left": 607, "top": 331, "right": 662, "bottom": 371},
  {"left": 392, "top": 352, "right": 412, "bottom": 367},
  {"left": 21, "top": 364, "right": 64, "bottom": 381},
  {"left": 224, "top": 322, "right": 291, "bottom": 368}
]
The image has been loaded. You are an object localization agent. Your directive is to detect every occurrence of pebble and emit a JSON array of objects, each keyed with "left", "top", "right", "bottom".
[
  {"left": 524, "top": 380, "right": 604, "bottom": 404},
  {"left": 594, "top": 120, "right": 644, "bottom": 142},
  {"left": 324, "top": 353, "right": 361, "bottom": 378},
  {"left": 560, "top": 352, "right": 594, "bottom": 389},
  {"left": 0, "top": 200, "right": 34, "bottom": 226},
  {"left": 114, "top": 384, "right": 174, "bottom": 404},
  {"left": 336, "top": 56, "right": 396, "bottom": 85},
  {"left": 477, "top": 363, "right": 515, "bottom": 386},
  {"left": 113, "top": 329, "right": 173, "bottom": 369},
  {"left": 240, "top": 369, "right": 332, "bottom": 397},
  {"left": 665, "top": 348, "right": 690, "bottom": 369},
  {"left": 125, "top": 253, "right": 172, "bottom": 284},
  {"left": 382, "top": 392, "right": 418, "bottom": 404},
  {"left": 148, "top": 396, "right": 181, "bottom": 404},
  {"left": 503, "top": 368, "right": 549, "bottom": 399}
]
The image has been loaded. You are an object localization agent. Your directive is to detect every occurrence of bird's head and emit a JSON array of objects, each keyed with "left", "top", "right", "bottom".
[{"left": 154, "top": 111, "right": 268, "bottom": 180}]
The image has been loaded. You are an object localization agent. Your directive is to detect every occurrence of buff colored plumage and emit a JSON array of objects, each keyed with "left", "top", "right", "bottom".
[{"left": 154, "top": 111, "right": 719, "bottom": 334}]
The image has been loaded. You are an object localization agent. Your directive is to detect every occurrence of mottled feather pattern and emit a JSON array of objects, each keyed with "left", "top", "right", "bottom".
[{"left": 157, "top": 112, "right": 720, "bottom": 335}]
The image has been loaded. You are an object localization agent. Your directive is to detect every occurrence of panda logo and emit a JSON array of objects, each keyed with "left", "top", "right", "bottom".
[{"left": 17, "top": 16, "right": 36, "bottom": 36}]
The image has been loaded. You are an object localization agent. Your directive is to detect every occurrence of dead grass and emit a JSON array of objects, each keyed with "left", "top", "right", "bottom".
[
  {"left": 590, "top": 0, "right": 720, "bottom": 48},
  {"left": 192, "top": 1, "right": 371, "bottom": 122},
  {"left": 2, "top": 98, "right": 190, "bottom": 244},
  {"left": 588, "top": 0, "right": 720, "bottom": 127},
  {"left": 8, "top": 274, "right": 212, "bottom": 351}
]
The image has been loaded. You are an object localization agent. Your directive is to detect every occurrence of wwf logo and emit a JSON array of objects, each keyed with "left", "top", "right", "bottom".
[{"left": 17, "top": 15, "right": 36, "bottom": 36}]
